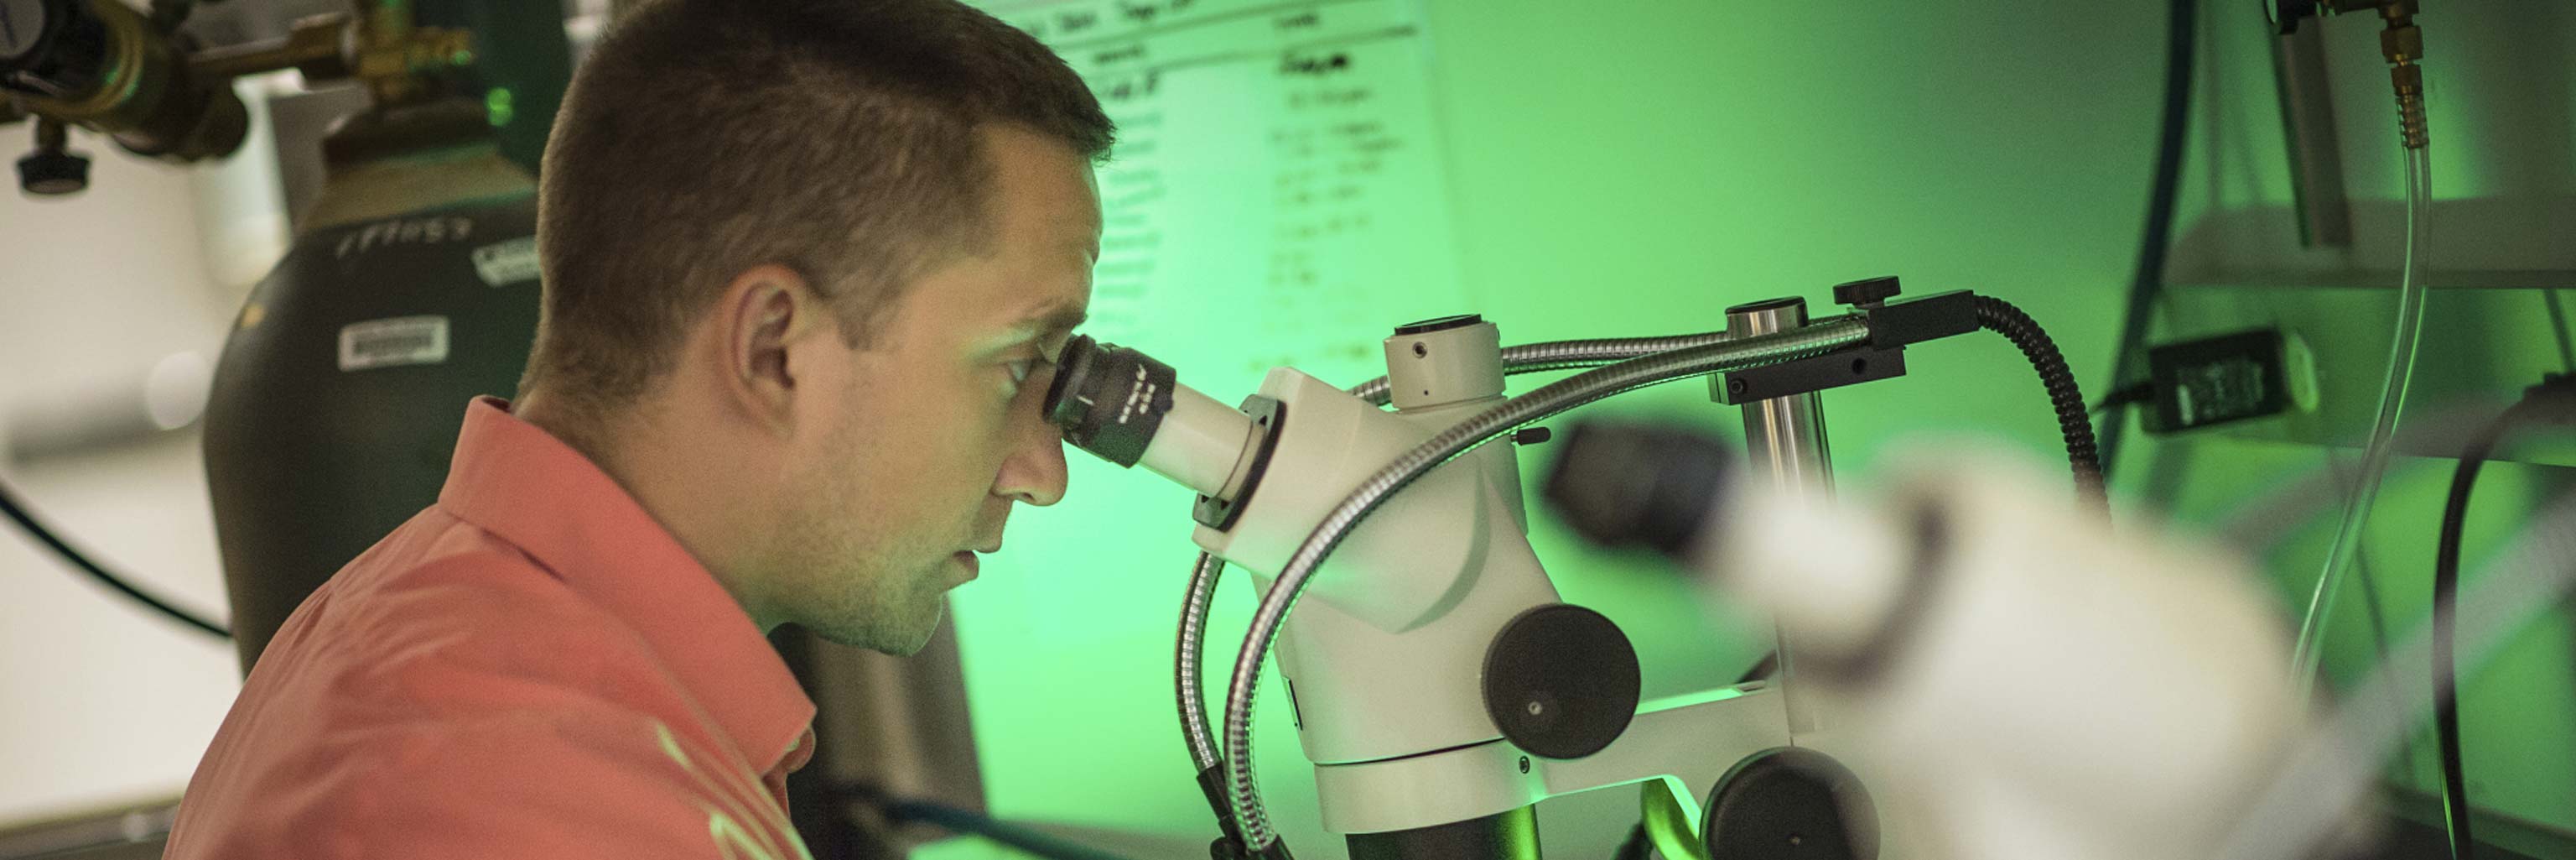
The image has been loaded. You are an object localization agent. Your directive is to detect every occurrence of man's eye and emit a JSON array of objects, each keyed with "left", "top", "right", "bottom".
[{"left": 1006, "top": 358, "right": 1038, "bottom": 386}]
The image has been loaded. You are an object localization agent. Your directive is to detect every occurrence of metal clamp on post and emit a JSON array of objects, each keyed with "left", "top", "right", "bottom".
[{"left": 1713, "top": 278, "right": 1981, "bottom": 405}]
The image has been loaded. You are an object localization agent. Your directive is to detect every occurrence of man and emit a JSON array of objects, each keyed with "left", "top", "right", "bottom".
[{"left": 165, "top": 0, "right": 1109, "bottom": 856}]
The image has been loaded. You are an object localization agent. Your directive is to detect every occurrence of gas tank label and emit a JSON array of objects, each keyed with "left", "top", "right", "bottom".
[
  {"left": 338, "top": 315, "right": 452, "bottom": 372},
  {"left": 334, "top": 216, "right": 475, "bottom": 258},
  {"left": 471, "top": 237, "right": 541, "bottom": 286}
]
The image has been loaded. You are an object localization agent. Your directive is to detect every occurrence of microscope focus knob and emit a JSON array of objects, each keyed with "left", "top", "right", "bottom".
[
  {"left": 17, "top": 147, "right": 89, "bottom": 195},
  {"left": 1483, "top": 604, "right": 1640, "bottom": 759},
  {"left": 1703, "top": 748, "right": 1878, "bottom": 860}
]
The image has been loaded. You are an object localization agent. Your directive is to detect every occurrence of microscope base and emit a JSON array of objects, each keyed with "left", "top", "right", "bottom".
[
  {"left": 1346, "top": 805, "right": 1540, "bottom": 860},
  {"left": 1313, "top": 685, "right": 1794, "bottom": 837}
]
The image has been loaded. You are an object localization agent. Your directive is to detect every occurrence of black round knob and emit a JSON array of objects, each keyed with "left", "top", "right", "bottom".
[
  {"left": 1831, "top": 277, "right": 1902, "bottom": 309},
  {"left": 18, "top": 147, "right": 88, "bottom": 195},
  {"left": 1704, "top": 748, "right": 1879, "bottom": 860},
  {"left": 1483, "top": 603, "right": 1639, "bottom": 760}
]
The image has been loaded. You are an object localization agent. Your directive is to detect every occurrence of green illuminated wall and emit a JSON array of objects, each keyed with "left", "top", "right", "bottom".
[{"left": 939, "top": 1, "right": 2575, "bottom": 856}]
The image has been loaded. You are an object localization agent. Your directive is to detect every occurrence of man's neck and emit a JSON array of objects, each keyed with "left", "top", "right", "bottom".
[
  {"left": 512, "top": 391, "right": 613, "bottom": 472},
  {"left": 513, "top": 389, "right": 785, "bottom": 631}
]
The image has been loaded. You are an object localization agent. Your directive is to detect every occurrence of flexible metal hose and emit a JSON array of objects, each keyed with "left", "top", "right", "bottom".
[
  {"left": 1178, "top": 551, "right": 1225, "bottom": 772},
  {"left": 1222, "top": 319, "right": 1871, "bottom": 849},
  {"left": 1346, "top": 326, "right": 1842, "bottom": 404},
  {"left": 1971, "top": 296, "right": 2107, "bottom": 507}
]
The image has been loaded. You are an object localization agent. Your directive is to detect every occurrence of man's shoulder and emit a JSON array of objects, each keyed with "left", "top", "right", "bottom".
[
  {"left": 335, "top": 506, "right": 573, "bottom": 613},
  {"left": 292, "top": 518, "right": 683, "bottom": 716},
  {"left": 169, "top": 701, "right": 767, "bottom": 860},
  {"left": 226, "top": 509, "right": 693, "bottom": 748},
  {"left": 301, "top": 508, "right": 611, "bottom": 648},
  {"left": 171, "top": 514, "right": 769, "bottom": 860}
]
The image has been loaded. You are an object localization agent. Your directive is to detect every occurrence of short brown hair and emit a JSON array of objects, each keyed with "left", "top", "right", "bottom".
[{"left": 521, "top": 0, "right": 1112, "bottom": 418}]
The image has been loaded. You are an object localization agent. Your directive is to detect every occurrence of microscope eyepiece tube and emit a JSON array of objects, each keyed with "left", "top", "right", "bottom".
[{"left": 1043, "top": 335, "right": 1255, "bottom": 498}]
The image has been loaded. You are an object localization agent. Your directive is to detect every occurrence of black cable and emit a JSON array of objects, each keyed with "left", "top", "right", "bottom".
[
  {"left": 885, "top": 800, "right": 1140, "bottom": 860},
  {"left": 852, "top": 791, "right": 1143, "bottom": 860},
  {"left": 2433, "top": 419, "right": 2499, "bottom": 860},
  {"left": 2098, "top": 0, "right": 2201, "bottom": 485},
  {"left": 0, "top": 476, "right": 231, "bottom": 638},
  {"left": 2092, "top": 382, "right": 2154, "bottom": 415},
  {"left": 1974, "top": 296, "right": 2108, "bottom": 508},
  {"left": 2431, "top": 377, "right": 2576, "bottom": 860}
]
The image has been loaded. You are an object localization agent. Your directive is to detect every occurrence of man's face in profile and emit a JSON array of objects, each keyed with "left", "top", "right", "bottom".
[{"left": 776, "top": 122, "right": 1100, "bottom": 654}]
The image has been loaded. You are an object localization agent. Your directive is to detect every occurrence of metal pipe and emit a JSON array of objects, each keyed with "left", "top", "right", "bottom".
[
  {"left": 1723, "top": 298, "right": 1834, "bottom": 736},
  {"left": 2270, "top": 23, "right": 2355, "bottom": 248},
  {"left": 1725, "top": 300, "right": 1836, "bottom": 498},
  {"left": 186, "top": 14, "right": 353, "bottom": 81}
]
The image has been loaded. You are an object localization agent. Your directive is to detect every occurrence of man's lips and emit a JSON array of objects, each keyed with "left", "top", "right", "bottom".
[{"left": 953, "top": 534, "right": 1000, "bottom": 581}]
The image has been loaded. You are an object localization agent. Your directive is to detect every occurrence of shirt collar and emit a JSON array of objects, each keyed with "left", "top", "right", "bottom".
[{"left": 437, "top": 396, "right": 816, "bottom": 775}]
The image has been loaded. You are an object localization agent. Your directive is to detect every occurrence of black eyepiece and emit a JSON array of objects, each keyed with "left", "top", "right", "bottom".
[
  {"left": 1543, "top": 420, "right": 1735, "bottom": 558},
  {"left": 1042, "top": 334, "right": 1177, "bottom": 468}
]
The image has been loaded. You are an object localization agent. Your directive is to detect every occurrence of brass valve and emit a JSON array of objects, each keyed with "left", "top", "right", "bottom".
[
  {"left": 184, "top": 9, "right": 475, "bottom": 107},
  {"left": 351, "top": 3, "right": 475, "bottom": 107}
]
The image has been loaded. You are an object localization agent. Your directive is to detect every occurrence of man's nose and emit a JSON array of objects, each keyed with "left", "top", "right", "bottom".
[{"left": 995, "top": 422, "right": 1069, "bottom": 507}]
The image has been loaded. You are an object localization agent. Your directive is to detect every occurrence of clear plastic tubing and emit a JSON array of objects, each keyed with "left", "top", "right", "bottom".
[{"left": 2288, "top": 145, "right": 2433, "bottom": 705}]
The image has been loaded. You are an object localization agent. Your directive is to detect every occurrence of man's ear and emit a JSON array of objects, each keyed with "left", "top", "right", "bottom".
[{"left": 717, "top": 263, "right": 826, "bottom": 435}]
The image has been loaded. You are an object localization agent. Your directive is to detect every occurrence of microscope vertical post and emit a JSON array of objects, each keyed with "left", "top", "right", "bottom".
[{"left": 1722, "top": 297, "right": 1836, "bottom": 735}]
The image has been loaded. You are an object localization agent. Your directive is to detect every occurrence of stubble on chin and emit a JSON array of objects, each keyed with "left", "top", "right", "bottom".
[{"left": 797, "top": 559, "right": 948, "bottom": 656}]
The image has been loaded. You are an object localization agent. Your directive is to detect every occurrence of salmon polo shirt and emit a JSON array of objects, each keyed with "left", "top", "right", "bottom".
[{"left": 167, "top": 396, "right": 818, "bottom": 860}]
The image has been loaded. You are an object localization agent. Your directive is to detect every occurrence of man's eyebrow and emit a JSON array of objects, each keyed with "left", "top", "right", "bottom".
[
  {"left": 1026, "top": 304, "right": 1088, "bottom": 340},
  {"left": 994, "top": 304, "right": 1088, "bottom": 350}
]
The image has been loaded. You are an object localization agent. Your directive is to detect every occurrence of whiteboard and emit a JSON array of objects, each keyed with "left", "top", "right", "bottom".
[{"left": 982, "top": 0, "right": 1470, "bottom": 391}]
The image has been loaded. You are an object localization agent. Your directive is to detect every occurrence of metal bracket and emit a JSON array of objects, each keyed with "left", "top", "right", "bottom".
[
  {"left": 1712, "top": 289, "right": 1979, "bottom": 404},
  {"left": 1716, "top": 347, "right": 1908, "bottom": 405}
]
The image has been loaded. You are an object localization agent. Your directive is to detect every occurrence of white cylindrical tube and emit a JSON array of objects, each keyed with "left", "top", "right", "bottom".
[
  {"left": 1138, "top": 384, "right": 1255, "bottom": 498},
  {"left": 1383, "top": 316, "right": 1504, "bottom": 410}
]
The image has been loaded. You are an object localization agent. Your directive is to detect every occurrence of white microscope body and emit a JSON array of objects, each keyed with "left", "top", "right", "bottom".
[
  {"left": 1048, "top": 305, "right": 2319, "bottom": 860},
  {"left": 1057, "top": 315, "right": 1831, "bottom": 849}
]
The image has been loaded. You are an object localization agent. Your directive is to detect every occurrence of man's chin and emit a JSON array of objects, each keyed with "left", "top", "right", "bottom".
[
  {"left": 810, "top": 601, "right": 944, "bottom": 656},
  {"left": 881, "top": 613, "right": 940, "bottom": 657}
]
